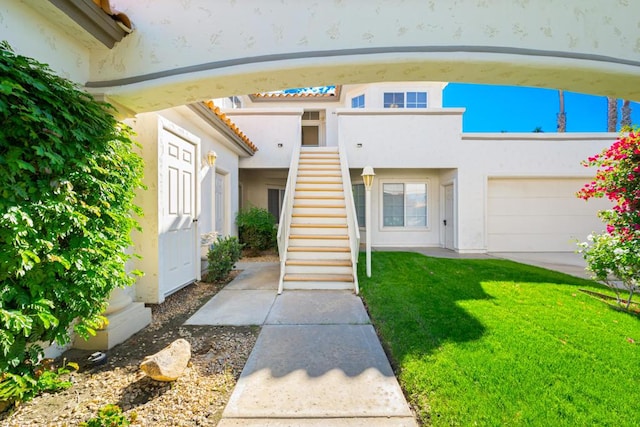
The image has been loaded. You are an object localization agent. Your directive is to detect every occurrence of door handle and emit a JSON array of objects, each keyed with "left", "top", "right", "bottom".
[{"left": 443, "top": 219, "right": 447, "bottom": 226}]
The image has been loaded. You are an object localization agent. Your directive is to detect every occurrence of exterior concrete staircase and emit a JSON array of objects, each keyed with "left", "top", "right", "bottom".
[{"left": 280, "top": 147, "right": 357, "bottom": 291}]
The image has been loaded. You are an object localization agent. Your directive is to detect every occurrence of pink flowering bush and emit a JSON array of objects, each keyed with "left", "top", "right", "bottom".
[{"left": 577, "top": 128, "right": 640, "bottom": 308}]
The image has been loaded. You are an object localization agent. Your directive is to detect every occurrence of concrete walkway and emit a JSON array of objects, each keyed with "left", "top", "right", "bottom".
[
  {"left": 186, "top": 262, "right": 417, "bottom": 426},
  {"left": 186, "top": 251, "right": 589, "bottom": 426}
]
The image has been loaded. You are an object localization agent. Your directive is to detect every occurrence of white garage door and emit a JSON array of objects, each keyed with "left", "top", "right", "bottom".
[{"left": 487, "top": 178, "right": 611, "bottom": 252}]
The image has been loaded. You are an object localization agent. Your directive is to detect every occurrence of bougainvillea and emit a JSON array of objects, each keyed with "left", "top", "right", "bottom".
[{"left": 577, "top": 128, "right": 639, "bottom": 308}]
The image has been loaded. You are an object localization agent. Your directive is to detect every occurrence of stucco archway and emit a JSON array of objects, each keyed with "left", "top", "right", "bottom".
[{"left": 79, "top": 0, "right": 640, "bottom": 114}]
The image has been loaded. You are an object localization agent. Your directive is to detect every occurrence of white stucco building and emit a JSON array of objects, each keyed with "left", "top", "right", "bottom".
[
  {"left": 228, "top": 82, "right": 612, "bottom": 254},
  {"left": 1, "top": 0, "right": 620, "bottom": 352}
]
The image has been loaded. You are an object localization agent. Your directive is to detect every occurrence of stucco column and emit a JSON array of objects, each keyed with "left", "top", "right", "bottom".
[{"left": 74, "top": 280, "right": 151, "bottom": 351}]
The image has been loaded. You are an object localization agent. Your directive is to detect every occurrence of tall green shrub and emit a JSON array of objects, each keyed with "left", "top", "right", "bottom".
[
  {"left": 235, "top": 207, "right": 276, "bottom": 252},
  {"left": 0, "top": 43, "right": 144, "bottom": 400}
]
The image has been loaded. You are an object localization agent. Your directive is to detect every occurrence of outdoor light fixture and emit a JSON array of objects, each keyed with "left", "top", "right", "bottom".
[
  {"left": 361, "top": 166, "right": 375, "bottom": 190},
  {"left": 206, "top": 150, "right": 217, "bottom": 167},
  {"left": 277, "top": 143, "right": 283, "bottom": 148},
  {"left": 361, "top": 166, "right": 375, "bottom": 277}
]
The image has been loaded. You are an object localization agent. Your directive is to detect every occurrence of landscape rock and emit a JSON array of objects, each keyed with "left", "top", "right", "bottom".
[{"left": 140, "top": 338, "right": 191, "bottom": 381}]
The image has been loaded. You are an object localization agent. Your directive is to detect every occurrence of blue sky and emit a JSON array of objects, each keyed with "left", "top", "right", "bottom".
[{"left": 443, "top": 83, "right": 640, "bottom": 133}]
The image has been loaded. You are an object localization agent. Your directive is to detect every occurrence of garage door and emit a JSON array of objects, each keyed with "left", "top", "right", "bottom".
[{"left": 487, "top": 178, "right": 612, "bottom": 252}]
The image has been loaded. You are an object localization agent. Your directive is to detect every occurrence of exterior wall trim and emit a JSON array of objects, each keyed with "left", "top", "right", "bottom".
[{"left": 336, "top": 108, "right": 466, "bottom": 116}]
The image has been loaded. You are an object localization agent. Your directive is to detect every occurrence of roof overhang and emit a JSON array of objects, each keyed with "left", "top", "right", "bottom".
[
  {"left": 187, "top": 103, "right": 256, "bottom": 156},
  {"left": 49, "top": 0, "right": 131, "bottom": 48}
]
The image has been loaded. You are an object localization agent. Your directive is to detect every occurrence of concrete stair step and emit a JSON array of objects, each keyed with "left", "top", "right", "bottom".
[
  {"left": 286, "top": 250, "right": 351, "bottom": 260},
  {"left": 283, "top": 273, "right": 354, "bottom": 289},
  {"left": 298, "top": 156, "right": 340, "bottom": 160},
  {"left": 288, "top": 238, "right": 349, "bottom": 248},
  {"left": 296, "top": 176, "right": 342, "bottom": 183},
  {"left": 293, "top": 203, "right": 345, "bottom": 209},
  {"left": 294, "top": 195, "right": 345, "bottom": 201},
  {"left": 297, "top": 171, "right": 342, "bottom": 177},
  {"left": 296, "top": 184, "right": 343, "bottom": 191},
  {"left": 285, "top": 266, "right": 353, "bottom": 275},
  {"left": 292, "top": 207, "right": 347, "bottom": 216},
  {"left": 286, "top": 259, "right": 352, "bottom": 267},
  {"left": 300, "top": 147, "right": 338, "bottom": 153},
  {"left": 290, "top": 224, "right": 347, "bottom": 234},
  {"left": 282, "top": 281, "right": 355, "bottom": 290},
  {"left": 288, "top": 246, "right": 350, "bottom": 253},
  {"left": 285, "top": 259, "right": 353, "bottom": 275},
  {"left": 295, "top": 188, "right": 344, "bottom": 196},
  {"left": 291, "top": 216, "right": 347, "bottom": 225},
  {"left": 290, "top": 234, "right": 348, "bottom": 240}
]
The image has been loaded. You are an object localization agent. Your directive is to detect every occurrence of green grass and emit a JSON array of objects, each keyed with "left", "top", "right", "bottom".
[{"left": 359, "top": 252, "right": 640, "bottom": 426}]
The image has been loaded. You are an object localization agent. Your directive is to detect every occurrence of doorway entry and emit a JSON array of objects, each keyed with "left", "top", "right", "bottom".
[{"left": 444, "top": 184, "right": 455, "bottom": 250}]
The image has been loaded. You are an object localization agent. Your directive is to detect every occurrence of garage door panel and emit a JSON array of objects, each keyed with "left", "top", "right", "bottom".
[
  {"left": 488, "top": 215, "right": 605, "bottom": 235},
  {"left": 487, "top": 178, "right": 611, "bottom": 252},
  {"left": 489, "top": 178, "right": 586, "bottom": 198},
  {"left": 488, "top": 233, "right": 585, "bottom": 253},
  {"left": 488, "top": 197, "right": 609, "bottom": 216}
]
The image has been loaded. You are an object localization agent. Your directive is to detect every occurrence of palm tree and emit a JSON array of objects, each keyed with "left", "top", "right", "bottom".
[
  {"left": 607, "top": 96, "right": 618, "bottom": 132},
  {"left": 621, "top": 100, "right": 632, "bottom": 129},
  {"left": 556, "top": 90, "right": 566, "bottom": 132}
]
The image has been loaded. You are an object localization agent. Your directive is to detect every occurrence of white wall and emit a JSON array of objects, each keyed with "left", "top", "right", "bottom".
[
  {"left": 239, "top": 169, "right": 289, "bottom": 210},
  {"left": 230, "top": 110, "right": 302, "bottom": 168},
  {"left": 0, "top": 1, "right": 93, "bottom": 83},
  {"left": 339, "top": 109, "right": 465, "bottom": 168}
]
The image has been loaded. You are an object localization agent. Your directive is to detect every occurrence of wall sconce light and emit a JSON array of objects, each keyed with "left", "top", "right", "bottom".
[
  {"left": 206, "top": 150, "right": 217, "bottom": 167},
  {"left": 277, "top": 143, "right": 283, "bottom": 148},
  {"left": 356, "top": 143, "right": 363, "bottom": 148}
]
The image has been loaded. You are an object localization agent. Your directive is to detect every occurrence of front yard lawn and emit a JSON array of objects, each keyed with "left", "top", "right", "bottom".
[{"left": 359, "top": 252, "right": 640, "bottom": 426}]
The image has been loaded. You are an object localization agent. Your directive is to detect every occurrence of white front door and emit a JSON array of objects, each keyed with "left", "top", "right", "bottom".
[
  {"left": 444, "top": 184, "right": 454, "bottom": 250},
  {"left": 215, "top": 172, "right": 225, "bottom": 235},
  {"left": 160, "top": 128, "right": 198, "bottom": 296}
]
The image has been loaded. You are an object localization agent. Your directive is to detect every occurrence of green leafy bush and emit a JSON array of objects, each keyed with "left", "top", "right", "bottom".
[
  {"left": 80, "top": 404, "right": 135, "bottom": 427},
  {"left": 206, "top": 236, "right": 243, "bottom": 282},
  {"left": 236, "top": 207, "right": 276, "bottom": 252},
  {"left": 0, "top": 358, "right": 78, "bottom": 404},
  {"left": 0, "top": 43, "right": 144, "bottom": 402}
]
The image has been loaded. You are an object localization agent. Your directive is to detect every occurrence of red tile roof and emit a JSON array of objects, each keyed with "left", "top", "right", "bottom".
[{"left": 204, "top": 101, "right": 258, "bottom": 153}]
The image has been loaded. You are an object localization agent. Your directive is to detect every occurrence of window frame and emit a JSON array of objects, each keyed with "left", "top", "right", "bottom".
[
  {"left": 352, "top": 183, "right": 366, "bottom": 228},
  {"left": 379, "top": 179, "right": 430, "bottom": 230},
  {"left": 351, "top": 94, "right": 365, "bottom": 109},
  {"left": 383, "top": 91, "right": 428, "bottom": 109}
]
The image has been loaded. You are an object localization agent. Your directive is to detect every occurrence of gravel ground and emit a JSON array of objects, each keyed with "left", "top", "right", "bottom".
[{"left": 1, "top": 269, "right": 260, "bottom": 427}]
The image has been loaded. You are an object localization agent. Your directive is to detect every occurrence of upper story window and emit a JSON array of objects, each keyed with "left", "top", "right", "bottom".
[
  {"left": 384, "top": 91, "right": 428, "bottom": 108},
  {"left": 406, "top": 92, "right": 427, "bottom": 108},
  {"left": 384, "top": 92, "right": 404, "bottom": 108},
  {"left": 351, "top": 94, "right": 365, "bottom": 108}
]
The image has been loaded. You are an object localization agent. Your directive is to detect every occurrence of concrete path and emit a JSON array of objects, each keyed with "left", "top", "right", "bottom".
[
  {"left": 378, "top": 247, "right": 591, "bottom": 280},
  {"left": 489, "top": 251, "right": 591, "bottom": 280},
  {"left": 186, "top": 262, "right": 417, "bottom": 426}
]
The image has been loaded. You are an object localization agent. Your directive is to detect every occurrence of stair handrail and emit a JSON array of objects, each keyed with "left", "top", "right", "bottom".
[
  {"left": 276, "top": 143, "right": 301, "bottom": 294},
  {"left": 337, "top": 140, "right": 361, "bottom": 294}
]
